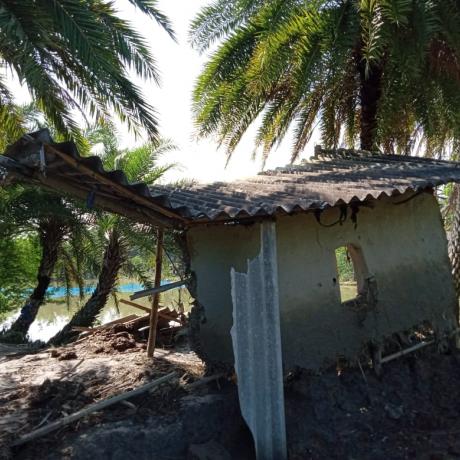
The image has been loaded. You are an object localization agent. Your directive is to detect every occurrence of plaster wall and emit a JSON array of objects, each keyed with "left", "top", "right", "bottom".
[{"left": 187, "top": 192, "right": 458, "bottom": 369}]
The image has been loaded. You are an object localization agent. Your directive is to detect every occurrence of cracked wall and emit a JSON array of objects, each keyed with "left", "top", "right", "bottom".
[{"left": 187, "top": 191, "right": 458, "bottom": 369}]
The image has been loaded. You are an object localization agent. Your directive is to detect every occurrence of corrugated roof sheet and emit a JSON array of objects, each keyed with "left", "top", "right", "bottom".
[
  {"left": 4, "top": 130, "right": 460, "bottom": 227},
  {"left": 148, "top": 151, "right": 460, "bottom": 223}
]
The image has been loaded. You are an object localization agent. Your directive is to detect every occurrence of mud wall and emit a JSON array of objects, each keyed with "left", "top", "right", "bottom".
[{"left": 187, "top": 192, "right": 458, "bottom": 369}]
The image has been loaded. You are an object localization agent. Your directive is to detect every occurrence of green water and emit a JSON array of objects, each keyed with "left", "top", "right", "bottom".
[{"left": 1, "top": 287, "right": 191, "bottom": 342}]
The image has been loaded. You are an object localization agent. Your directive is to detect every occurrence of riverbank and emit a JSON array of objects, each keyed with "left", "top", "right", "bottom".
[{"left": 0, "top": 286, "right": 191, "bottom": 343}]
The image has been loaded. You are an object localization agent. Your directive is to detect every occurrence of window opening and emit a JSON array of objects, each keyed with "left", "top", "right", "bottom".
[{"left": 334, "top": 244, "right": 368, "bottom": 303}]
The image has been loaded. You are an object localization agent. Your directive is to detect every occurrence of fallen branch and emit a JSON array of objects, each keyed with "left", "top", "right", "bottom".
[
  {"left": 57, "top": 358, "right": 84, "bottom": 381},
  {"left": 71, "top": 326, "right": 94, "bottom": 332},
  {"left": 11, "top": 371, "right": 177, "bottom": 447}
]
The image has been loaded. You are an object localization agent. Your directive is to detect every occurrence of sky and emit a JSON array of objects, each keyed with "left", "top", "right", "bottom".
[{"left": 9, "top": 0, "right": 319, "bottom": 184}]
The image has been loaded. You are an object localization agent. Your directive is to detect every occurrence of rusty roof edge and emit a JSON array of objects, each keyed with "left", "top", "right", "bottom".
[
  {"left": 5, "top": 129, "right": 460, "bottom": 228},
  {"left": 43, "top": 144, "right": 186, "bottom": 226},
  {"left": 4, "top": 129, "right": 189, "bottom": 228}
]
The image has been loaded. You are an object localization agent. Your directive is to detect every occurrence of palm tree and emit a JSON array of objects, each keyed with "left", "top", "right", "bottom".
[
  {"left": 0, "top": 0, "right": 174, "bottom": 145},
  {"left": 0, "top": 187, "right": 90, "bottom": 341},
  {"left": 190, "top": 0, "right": 460, "bottom": 159},
  {"left": 49, "top": 130, "right": 176, "bottom": 345}
]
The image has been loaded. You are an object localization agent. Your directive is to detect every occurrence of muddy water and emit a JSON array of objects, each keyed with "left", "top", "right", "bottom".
[{"left": 1, "top": 287, "right": 191, "bottom": 342}]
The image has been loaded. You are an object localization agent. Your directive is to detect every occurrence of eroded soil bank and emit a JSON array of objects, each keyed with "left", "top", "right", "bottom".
[{"left": 2, "top": 330, "right": 460, "bottom": 459}]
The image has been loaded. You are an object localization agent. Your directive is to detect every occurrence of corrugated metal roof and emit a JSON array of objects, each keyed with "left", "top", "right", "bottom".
[
  {"left": 149, "top": 151, "right": 460, "bottom": 223},
  {"left": 4, "top": 130, "right": 460, "bottom": 227}
]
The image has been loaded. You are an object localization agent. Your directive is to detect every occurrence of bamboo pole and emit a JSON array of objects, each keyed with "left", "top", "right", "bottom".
[
  {"left": 11, "top": 372, "right": 177, "bottom": 447},
  {"left": 147, "top": 228, "right": 164, "bottom": 357},
  {"left": 45, "top": 145, "right": 183, "bottom": 223}
]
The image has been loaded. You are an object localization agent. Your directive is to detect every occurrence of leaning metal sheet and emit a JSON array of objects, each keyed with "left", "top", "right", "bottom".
[{"left": 231, "top": 221, "right": 287, "bottom": 460}]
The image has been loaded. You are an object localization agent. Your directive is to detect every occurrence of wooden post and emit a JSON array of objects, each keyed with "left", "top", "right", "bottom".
[{"left": 147, "top": 228, "right": 164, "bottom": 357}]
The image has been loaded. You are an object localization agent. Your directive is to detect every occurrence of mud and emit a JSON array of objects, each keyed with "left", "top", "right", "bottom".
[
  {"left": 285, "top": 348, "right": 460, "bottom": 459},
  {"left": 3, "top": 334, "right": 460, "bottom": 459}
]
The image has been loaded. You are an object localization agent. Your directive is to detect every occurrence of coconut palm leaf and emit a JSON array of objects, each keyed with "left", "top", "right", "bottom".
[
  {"left": 191, "top": 0, "right": 460, "bottom": 159},
  {"left": 0, "top": 0, "right": 174, "bottom": 147}
]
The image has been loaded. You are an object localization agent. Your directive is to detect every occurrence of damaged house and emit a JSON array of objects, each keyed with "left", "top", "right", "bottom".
[
  {"left": 4, "top": 130, "right": 460, "bottom": 457},
  {"left": 1, "top": 130, "right": 459, "bottom": 372}
]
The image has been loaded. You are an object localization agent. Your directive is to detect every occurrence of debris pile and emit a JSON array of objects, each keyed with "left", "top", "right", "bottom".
[
  {"left": 0, "top": 311, "right": 199, "bottom": 460},
  {"left": 72, "top": 306, "right": 186, "bottom": 349},
  {"left": 3, "top": 317, "right": 460, "bottom": 459}
]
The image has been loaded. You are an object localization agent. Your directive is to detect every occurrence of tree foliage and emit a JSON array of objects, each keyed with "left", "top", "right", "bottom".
[
  {"left": 191, "top": 0, "right": 460, "bottom": 160},
  {"left": 0, "top": 0, "right": 174, "bottom": 147},
  {"left": 0, "top": 235, "right": 40, "bottom": 317}
]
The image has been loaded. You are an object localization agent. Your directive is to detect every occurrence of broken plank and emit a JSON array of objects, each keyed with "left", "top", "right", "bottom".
[
  {"left": 11, "top": 372, "right": 177, "bottom": 447},
  {"left": 130, "top": 279, "right": 189, "bottom": 301},
  {"left": 119, "top": 299, "right": 181, "bottom": 323},
  {"left": 120, "top": 299, "right": 151, "bottom": 313}
]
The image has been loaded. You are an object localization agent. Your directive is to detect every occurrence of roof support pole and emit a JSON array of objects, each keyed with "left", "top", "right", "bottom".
[
  {"left": 147, "top": 228, "right": 164, "bottom": 357},
  {"left": 230, "top": 221, "right": 287, "bottom": 460}
]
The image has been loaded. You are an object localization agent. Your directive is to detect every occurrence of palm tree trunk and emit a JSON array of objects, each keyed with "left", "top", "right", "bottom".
[
  {"left": 49, "top": 229, "right": 124, "bottom": 345},
  {"left": 358, "top": 60, "right": 382, "bottom": 151},
  {"left": 7, "top": 219, "right": 65, "bottom": 341},
  {"left": 449, "top": 185, "right": 460, "bottom": 304}
]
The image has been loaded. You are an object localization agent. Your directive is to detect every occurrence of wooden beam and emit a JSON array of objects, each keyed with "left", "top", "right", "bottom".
[
  {"left": 35, "top": 175, "right": 168, "bottom": 227},
  {"left": 119, "top": 299, "right": 151, "bottom": 313},
  {"left": 118, "top": 299, "right": 180, "bottom": 323},
  {"left": 130, "top": 279, "right": 187, "bottom": 301},
  {"left": 44, "top": 144, "right": 185, "bottom": 224},
  {"left": 147, "top": 228, "right": 164, "bottom": 357}
]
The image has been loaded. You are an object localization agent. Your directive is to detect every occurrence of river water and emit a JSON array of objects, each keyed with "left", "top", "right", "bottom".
[{"left": 1, "top": 282, "right": 189, "bottom": 342}]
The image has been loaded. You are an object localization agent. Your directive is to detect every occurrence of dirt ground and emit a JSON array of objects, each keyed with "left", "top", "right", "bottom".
[
  {"left": 2, "top": 329, "right": 460, "bottom": 459},
  {"left": 0, "top": 326, "right": 254, "bottom": 460}
]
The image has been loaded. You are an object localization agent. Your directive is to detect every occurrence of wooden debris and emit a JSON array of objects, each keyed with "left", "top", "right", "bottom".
[
  {"left": 380, "top": 328, "right": 460, "bottom": 365},
  {"left": 120, "top": 299, "right": 152, "bottom": 313},
  {"left": 11, "top": 371, "right": 177, "bottom": 447},
  {"left": 120, "top": 299, "right": 182, "bottom": 324},
  {"left": 71, "top": 326, "right": 94, "bottom": 332},
  {"left": 74, "top": 314, "right": 139, "bottom": 337},
  {"left": 57, "top": 359, "right": 84, "bottom": 381}
]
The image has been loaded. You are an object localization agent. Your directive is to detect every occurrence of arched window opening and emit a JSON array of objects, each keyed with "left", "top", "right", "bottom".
[{"left": 334, "top": 244, "right": 369, "bottom": 303}]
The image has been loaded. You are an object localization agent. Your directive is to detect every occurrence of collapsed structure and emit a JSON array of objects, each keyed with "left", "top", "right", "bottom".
[
  {"left": 4, "top": 129, "right": 460, "bottom": 458},
  {"left": 1, "top": 129, "right": 460, "bottom": 370}
]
